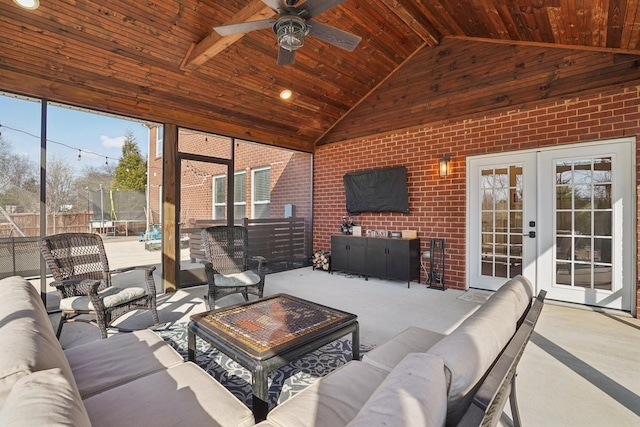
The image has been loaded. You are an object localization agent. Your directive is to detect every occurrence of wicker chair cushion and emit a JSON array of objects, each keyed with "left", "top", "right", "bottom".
[
  {"left": 213, "top": 271, "right": 261, "bottom": 287},
  {"left": 60, "top": 286, "right": 147, "bottom": 311}
]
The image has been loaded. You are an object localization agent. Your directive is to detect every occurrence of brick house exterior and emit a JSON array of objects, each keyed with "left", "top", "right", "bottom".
[
  {"left": 146, "top": 130, "right": 312, "bottom": 227},
  {"left": 312, "top": 86, "right": 640, "bottom": 316}
]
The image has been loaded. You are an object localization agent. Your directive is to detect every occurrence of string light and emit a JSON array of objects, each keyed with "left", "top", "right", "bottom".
[
  {"left": 0, "top": 123, "right": 121, "bottom": 163},
  {"left": 183, "top": 160, "right": 210, "bottom": 178}
]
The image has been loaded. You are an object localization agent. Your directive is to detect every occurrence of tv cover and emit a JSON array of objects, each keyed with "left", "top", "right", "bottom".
[{"left": 343, "top": 166, "right": 409, "bottom": 215}]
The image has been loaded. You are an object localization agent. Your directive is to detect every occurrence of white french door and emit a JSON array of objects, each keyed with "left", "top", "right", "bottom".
[
  {"left": 468, "top": 153, "right": 538, "bottom": 291},
  {"left": 468, "top": 138, "right": 635, "bottom": 312}
]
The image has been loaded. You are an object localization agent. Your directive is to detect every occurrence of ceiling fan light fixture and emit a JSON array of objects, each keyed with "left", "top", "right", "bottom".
[{"left": 275, "top": 16, "right": 308, "bottom": 52}]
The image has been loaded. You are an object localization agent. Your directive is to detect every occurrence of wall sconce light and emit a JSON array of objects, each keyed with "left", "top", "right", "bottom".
[{"left": 439, "top": 155, "right": 451, "bottom": 177}]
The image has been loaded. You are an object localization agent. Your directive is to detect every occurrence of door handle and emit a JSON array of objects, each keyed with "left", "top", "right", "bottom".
[{"left": 524, "top": 231, "right": 536, "bottom": 238}]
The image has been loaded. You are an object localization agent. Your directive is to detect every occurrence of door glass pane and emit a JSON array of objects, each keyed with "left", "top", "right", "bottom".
[
  {"left": 481, "top": 212, "right": 493, "bottom": 232},
  {"left": 574, "top": 184, "right": 592, "bottom": 208},
  {"left": 574, "top": 211, "right": 591, "bottom": 235},
  {"left": 556, "top": 185, "right": 572, "bottom": 209},
  {"left": 557, "top": 235, "right": 572, "bottom": 260},
  {"left": 594, "top": 265, "right": 612, "bottom": 290},
  {"left": 481, "top": 188, "right": 493, "bottom": 209},
  {"left": 554, "top": 157, "right": 613, "bottom": 290},
  {"left": 478, "top": 164, "right": 524, "bottom": 279},
  {"left": 557, "top": 211, "right": 572, "bottom": 232},
  {"left": 510, "top": 211, "right": 522, "bottom": 233},
  {"left": 594, "top": 184, "right": 611, "bottom": 208}
]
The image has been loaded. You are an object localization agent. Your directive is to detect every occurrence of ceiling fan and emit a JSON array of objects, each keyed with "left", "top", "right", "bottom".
[{"left": 213, "top": 0, "right": 362, "bottom": 66}]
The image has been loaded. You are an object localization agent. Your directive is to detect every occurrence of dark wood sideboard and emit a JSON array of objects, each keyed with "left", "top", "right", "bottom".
[{"left": 330, "top": 235, "right": 421, "bottom": 287}]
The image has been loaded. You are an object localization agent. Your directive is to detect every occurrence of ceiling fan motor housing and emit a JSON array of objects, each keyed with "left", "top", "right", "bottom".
[{"left": 274, "top": 16, "right": 309, "bottom": 51}]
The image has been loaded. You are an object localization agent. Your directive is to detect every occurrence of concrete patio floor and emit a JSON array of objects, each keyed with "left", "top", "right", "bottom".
[{"left": 44, "top": 237, "right": 640, "bottom": 426}]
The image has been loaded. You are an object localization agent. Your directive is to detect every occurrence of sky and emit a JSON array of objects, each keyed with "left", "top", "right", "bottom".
[{"left": 0, "top": 92, "right": 151, "bottom": 174}]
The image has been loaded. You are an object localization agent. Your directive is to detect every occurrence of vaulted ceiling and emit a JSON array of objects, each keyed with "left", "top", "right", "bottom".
[{"left": 2, "top": 0, "right": 640, "bottom": 153}]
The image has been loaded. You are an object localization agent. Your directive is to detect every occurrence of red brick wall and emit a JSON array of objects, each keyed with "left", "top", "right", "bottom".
[
  {"left": 147, "top": 130, "right": 312, "bottom": 225},
  {"left": 313, "top": 86, "right": 640, "bottom": 316}
]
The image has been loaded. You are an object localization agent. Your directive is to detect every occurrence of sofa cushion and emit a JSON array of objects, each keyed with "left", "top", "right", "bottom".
[
  {"left": 65, "top": 329, "right": 184, "bottom": 398},
  {"left": 486, "top": 275, "right": 533, "bottom": 323},
  {"left": 427, "top": 275, "right": 532, "bottom": 425},
  {"left": 347, "top": 353, "right": 447, "bottom": 427},
  {"left": 0, "top": 368, "right": 91, "bottom": 427},
  {"left": 0, "top": 276, "right": 79, "bottom": 406},
  {"left": 266, "top": 361, "right": 389, "bottom": 427},
  {"left": 83, "top": 361, "right": 255, "bottom": 427},
  {"left": 362, "top": 326, "right": 445, "bottom": 372}
]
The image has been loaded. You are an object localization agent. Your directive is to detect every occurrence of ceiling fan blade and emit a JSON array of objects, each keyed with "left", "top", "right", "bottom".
[
  {"left": 261, "top": 0, "right": 288, "bottom": 14},
  {"left": 277, "top": 46, "right": 296, "bottom": 66},
  {"left": 297, "top": 0, "right": 347, "bottom": 19},
  {"left": 307, "top": 21, "right": 362, "bottom": 52},
  {"left": 214, "top": 19, "right": 276, "bottom": 36}
]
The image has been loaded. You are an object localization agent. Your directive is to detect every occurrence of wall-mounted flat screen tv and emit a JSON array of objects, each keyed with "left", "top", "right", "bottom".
[{"left": 343, "top": 166, "right": 409, "bottom": 215}]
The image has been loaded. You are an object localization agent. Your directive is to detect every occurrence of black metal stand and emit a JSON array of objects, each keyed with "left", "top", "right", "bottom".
[{"left": 427, "top": 238, "right": 445, "bottom": 290}]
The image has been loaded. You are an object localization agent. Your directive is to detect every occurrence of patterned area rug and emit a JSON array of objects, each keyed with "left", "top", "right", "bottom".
[{"left": 158, "top": 323, "right": 371, "bottom": 410}]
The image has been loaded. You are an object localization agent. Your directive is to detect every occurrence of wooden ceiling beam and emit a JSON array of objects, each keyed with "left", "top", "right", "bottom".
[
  {"left": 180, "top": 0, "right": 277, "bottom": 71},
  {"left": 445, "top": 35, "right": 640, "bottom": 56},
  {"left": 379, "top": 0, "right": 439, "bottom": 45}
]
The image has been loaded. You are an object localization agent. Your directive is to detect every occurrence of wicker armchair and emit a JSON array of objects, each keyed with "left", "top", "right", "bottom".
[
  {"left": 38, "top": 232, "right": 159, "bottom": 339},
  {"left": 201, "top": 226, "right": 267, "bottom": 310}
]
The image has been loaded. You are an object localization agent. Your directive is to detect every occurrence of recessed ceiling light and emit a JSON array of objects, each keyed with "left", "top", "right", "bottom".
[
  {"left": 279, "top": 89, "right": 292, "bottom": 100},
  {"left": 13, "top": 0, "right": 40, "bottom": 10}
]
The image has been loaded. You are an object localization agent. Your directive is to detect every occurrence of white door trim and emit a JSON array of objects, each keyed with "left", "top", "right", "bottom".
[{"left": 466, "top": 137, "right": 636, "bottom": 314}]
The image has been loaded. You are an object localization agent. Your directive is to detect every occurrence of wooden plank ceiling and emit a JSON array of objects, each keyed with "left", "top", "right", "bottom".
[{"left": 1, "top": 0, "right": 640, "bottom": 152}]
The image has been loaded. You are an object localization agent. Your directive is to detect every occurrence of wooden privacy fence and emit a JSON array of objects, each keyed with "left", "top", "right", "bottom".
[
  {"left": 0, "top": 212, "right": 146, "bottom": 237},
  {"left": 186, "top": 217, "right": 310, "bottom": 270},
  {"left": 0, "top": 212, "right": 92, "bottom": 237}
]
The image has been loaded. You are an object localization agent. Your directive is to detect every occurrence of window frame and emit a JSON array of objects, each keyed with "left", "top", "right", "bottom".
[{"left": 251, "top": 166, "right": 271, "bottom": 219}]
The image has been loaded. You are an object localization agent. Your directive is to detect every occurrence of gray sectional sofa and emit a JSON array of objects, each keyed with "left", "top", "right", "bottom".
[
  {"left": 256, "top": 275, "right": 540, "bottom": 427},
  {"left": 0, "top": 274, "right": 542, "bottom": 426},
  {"left": 0, "top": 275, "right": 254, "bottom": 427}
]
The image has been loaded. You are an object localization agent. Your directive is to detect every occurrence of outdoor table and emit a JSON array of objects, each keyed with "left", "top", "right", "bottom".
[{"left": 188, "top": 293, "right": 359, "bottom": 422}]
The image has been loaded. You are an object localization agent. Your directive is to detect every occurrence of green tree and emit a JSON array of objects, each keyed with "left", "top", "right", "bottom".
[{"left": 111, "top": 129, "right": 147, "bottom": 191}]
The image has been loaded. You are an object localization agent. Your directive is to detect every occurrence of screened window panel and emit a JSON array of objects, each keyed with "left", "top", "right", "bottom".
[
  {"left": 234, "top": 205, "right": 246, "bottom": 219},
  {"left": 254, "top": 203, "right": 270, "bottom": 219},
  {"left": 156, "top": 126, "right": 163, "bottom": 157},
  {"left": 234, "top": 172, "right": 246, "bottom": 203},
  {"left": 253, "top": 168, "right": 271, "bottom": 202},
  {"left": 214, "top": 206, "right": 225, "bottom": 219},
  {"left": 214, "top": 176, "right": 226, "bottom": 204}
]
